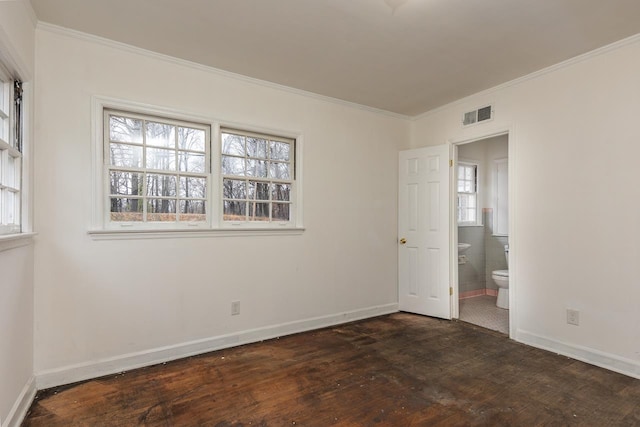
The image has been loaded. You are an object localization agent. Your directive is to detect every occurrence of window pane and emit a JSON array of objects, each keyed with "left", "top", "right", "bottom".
[
  {"left": 222, "top": 133, "right": 244, "bottom": 156},
  {"left": 248, "top": 181, "right": 269, "bottom": 200},
  {"left": 6, "top": 155, "right": 15, "bottom": 188},
  {"left": 223, "top": 179, "right": 246, "bottom": 199},
  {"left": 246, "top": 137, "right": 267, "bottom": 158},
  {"left": 223, "top": 200, "right": 246, "bottom": 221},
  {"left": 146, "top": 147, "right": 176, "bottom": 171},
  {"left": 270, "top": 141, "right": 290, "bottom": 161},
  {"left": 246, "top": 159, "right": 267, "bottom": 178},
  {"left": 272, "top": 203, "right": 290, "bottom": 221},
  {"left": 110, "top": 171, "right": 143, "bottom": 196},
  {"left": 146, "top": 121, "right": 175, "bottom": 148},
  {"left": 180, "top": 176, "right": 206, "bottom": 199},
  {"left": 269, "top": 162, "right": 290, "bottom": 180},
  {"left": 110, "top": 116, "right": 143, "bottom": 144},
  {"left": 179, "top": 200, "right": 206, "bottom": 222},
  {"left": 179, "top": 152, "right": 205, "bottom": 173},
  {"left": 178, "top": 127, "right": 205, "bottom": 152},
  {"left": 272, "top": 183, "right": 290, "bottom": 201},
  {"left": 222, "top": 156, "right": 245, "bottom": 176},
  {"left": 248, "top": 202, "right": 269, "bottom": 221},
  {"left": 110, "top": 197, "right": 143, "bottom": 221},
  {"left": 6, "top": 191, "right": 15, "bottom": 224},
  {"left": 110, "top": 143, "right": 143, "bottom": 168},
  {"left": 146, "top": 174, "right": 177, "bottom": 197},
  {"left": 147, "top": 198, "right": 177, "bottom": 221}
]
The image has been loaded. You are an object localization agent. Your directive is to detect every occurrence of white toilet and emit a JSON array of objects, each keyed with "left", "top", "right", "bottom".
[{"left": 492, "top": 245, "right": 509, "bottom": 309}]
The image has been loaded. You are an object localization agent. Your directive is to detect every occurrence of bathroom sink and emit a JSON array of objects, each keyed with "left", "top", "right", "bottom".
[{"left": 458, "top": 243, "right": 471, "bottom": 254}]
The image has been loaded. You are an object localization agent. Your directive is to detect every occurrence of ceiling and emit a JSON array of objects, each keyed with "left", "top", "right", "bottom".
[{"left": 29, "top": 0, "right": 640, "bottom": 116}]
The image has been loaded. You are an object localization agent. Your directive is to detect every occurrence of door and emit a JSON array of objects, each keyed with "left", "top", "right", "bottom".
[{"left": 398, "top": 145, "right": 451, "bottom": 319}]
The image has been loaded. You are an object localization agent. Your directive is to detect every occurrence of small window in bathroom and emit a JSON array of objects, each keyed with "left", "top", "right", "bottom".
[{"left": 457, "top": 162, "right": 478, "bottom": 224}]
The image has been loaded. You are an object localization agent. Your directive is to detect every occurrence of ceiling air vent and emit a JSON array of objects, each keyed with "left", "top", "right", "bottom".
[{"left": 462, "top": 105, "right": 493, "bottom": 126}]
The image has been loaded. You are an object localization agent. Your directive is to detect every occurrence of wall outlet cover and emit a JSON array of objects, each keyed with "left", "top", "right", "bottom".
[{"left": 566, "top": 309, "right": 579, "bottom": 326}]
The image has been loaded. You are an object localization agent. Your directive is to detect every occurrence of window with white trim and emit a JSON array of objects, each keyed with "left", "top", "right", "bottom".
[
  {"left": 102, "top": 107, "right": 298, "bottom": 231},
  {"left": 0, "top": 63, "right": 22, "bottom": 235},
  {"left": 106, "top": 110, "right": 210, "bottom": 226},
  {"left": 221, "top": 129, "right": 293, "bottom": 223},
  {"left": 457, "top": 162, "right": 478, "bottom": 224}
]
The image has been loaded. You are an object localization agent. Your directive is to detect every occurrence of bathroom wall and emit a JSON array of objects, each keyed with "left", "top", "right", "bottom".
[{"left": 458, "top": 226, "right": 485, "bottom": 293}]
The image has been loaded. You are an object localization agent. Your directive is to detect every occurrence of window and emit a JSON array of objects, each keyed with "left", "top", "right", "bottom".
[
  {"left": 106, "top": 110, "right": 210, "bottom": 226},
  {"left": 100, "top": 104, "right": 299, "bottom": 233},
  {"left": 457, "top": 162, "right": 478, "bottom": 224},
  {"left": 0, "top": 63, "right": 22, "bottom": 235},
  {"left": 221, "top": 129, "right": 293, "bottom": 223}
]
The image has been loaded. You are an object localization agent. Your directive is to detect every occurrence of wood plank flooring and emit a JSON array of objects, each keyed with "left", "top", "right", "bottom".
[{"left": 23, "top": 313, "right": 640, "bottom": 426}]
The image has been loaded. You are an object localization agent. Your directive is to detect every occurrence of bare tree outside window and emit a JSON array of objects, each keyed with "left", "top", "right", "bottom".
[
  {"left": 106, "top": 111, "right": 208, "bottom": 223},
  {"left": 221, "top": 130, "right": 293, "bottom": 223}
]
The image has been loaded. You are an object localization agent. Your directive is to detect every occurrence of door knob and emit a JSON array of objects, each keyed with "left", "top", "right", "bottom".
[{"left": 399, "top": 238, "right": 407, "bottom": 245}]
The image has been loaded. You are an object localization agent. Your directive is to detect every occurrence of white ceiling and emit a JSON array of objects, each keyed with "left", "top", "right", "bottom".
[{"left": 30, "top": 0, "right": 640, "bottom": 116}]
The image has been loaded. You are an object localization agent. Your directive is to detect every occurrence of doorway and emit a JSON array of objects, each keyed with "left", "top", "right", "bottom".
[{"left": 454, "top": 134, "right": 509, "bottom": 334}]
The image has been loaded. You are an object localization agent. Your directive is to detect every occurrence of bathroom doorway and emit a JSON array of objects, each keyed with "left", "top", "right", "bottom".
[{"left": 454, "top": 134, "right": 509, "bottom": 334}]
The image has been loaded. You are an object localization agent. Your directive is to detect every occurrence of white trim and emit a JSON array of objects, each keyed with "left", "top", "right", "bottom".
[
  {"left": 0, "top": 231, "right": 35, "bottom": 252},
  {"left": 517, "top": 329, "right": 640, "bottom": 380},
  {"left": 88, "top": 227, "right": 305, "bottom": 240},
  {"left": 3, "top": 376, "right": 36, "bottom": 427},
  {"left": 413, "top": 32, "right": 640, "bottom": 121},
  {"left": 37, "top": 22, "right": 410, "bottom": 121},
  {"left": 35, "top": 303, "right": 398, "bottom": 389}
]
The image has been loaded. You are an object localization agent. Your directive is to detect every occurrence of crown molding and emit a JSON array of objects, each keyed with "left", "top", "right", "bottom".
[
  {"left": 412, "top": 31, "right": 640, "bottom": 121},
  {"left": 35, "top": 22, "right": 411, "bottom": 122}
]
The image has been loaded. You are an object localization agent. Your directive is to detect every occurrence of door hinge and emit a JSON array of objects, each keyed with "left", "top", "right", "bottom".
[
  {"left": 449, "top": 159, "right": 453, "bottom": 167},
  {"left": 449, "top": 287, "right": 453, "bottom": 296}
]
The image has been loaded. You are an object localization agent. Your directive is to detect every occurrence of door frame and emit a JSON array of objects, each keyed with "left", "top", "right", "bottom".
[{"left": 449, "top": 127, "right": 516, "bottom": 338}]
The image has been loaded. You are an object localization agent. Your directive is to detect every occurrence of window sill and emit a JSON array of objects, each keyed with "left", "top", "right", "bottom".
[
  {"left": 0, "top": 232, "right": 37, "bottom": 252},
  {"left": 87, "top": 227, "right": 305, "bottom": 240},
  {"left": 458, "top": 223, "right": 484, "bottom": 228}
]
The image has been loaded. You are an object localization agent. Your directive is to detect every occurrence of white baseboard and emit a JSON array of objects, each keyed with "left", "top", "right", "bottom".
[
  {"left": 4, "top": 376, "right": 36, "bottom": 427},
  {"left": 36, "top": 303, "right": 398, "bottom": 390},
  {"left": 516, "top": 329, "right": 640, "bottom": 379}
]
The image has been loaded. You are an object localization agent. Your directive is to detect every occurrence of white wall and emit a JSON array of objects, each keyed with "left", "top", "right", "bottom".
[
  {"left": 412, "top": 35, "right": 640, "bottom": 377},
  {"left": 0, "top": 1, "right": 36, "bottom": 425},
  {"left": 33, "top": 27, "right": 406, "bottom": 386}
]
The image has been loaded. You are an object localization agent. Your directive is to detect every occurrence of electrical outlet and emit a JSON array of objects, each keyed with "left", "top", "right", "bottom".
[
  {"left": 566, "top": 309, "right": 579, "bottom": 326},
  {"left": 231, "top": 301, "right": 240, "bottom": 316}
]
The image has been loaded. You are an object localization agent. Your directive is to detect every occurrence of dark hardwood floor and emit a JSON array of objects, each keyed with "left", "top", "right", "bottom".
[{"left": 23, "top": 313, "right": 640, "bottom": 426}]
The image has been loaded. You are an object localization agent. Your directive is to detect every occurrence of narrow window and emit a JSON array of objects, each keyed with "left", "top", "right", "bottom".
[
  {"left": 0, "top": 64, "right": 22, "bottom": 235},
  {"left": 457, "top": 162, "right": 478, "bottom": 224}
]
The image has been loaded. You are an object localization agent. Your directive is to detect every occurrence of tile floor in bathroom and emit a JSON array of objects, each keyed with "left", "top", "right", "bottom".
[{"left": 459, "top": 295, "right": 509, "bottom": 334}]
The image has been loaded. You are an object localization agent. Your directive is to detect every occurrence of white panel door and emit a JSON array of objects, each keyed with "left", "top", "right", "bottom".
[{"left": 398, "top": 145, "right": 451, "bottom": 319}]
